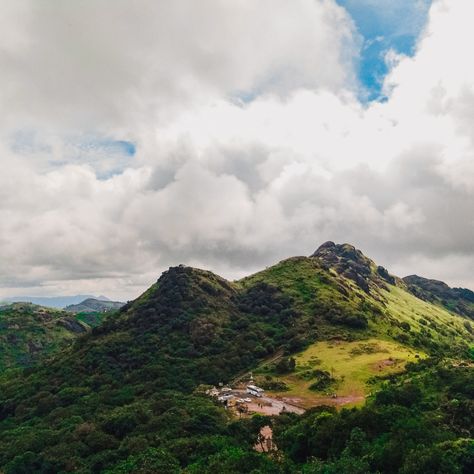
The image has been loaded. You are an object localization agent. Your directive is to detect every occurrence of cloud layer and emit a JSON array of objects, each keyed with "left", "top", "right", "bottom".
[{"left": 0, "top": 0, "right": 473, "bottom": 299}]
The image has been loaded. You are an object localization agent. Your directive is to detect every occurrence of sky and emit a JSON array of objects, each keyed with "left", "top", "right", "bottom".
[
  {"left": 337, "top": 0, "right": 432, "bottom": 99},
  {"left": 0, "top": 0, "right": 474, "bottom": 300}
]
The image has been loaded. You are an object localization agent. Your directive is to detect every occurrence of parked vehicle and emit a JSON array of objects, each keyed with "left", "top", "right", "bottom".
[{"left": 246, "top": 384, "right": 264, "bottom": 397}]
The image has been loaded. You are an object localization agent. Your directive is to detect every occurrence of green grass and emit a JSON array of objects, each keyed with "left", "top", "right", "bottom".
[
  {"left": 239, "top": 257, "right": 339, "bottom": 310},
  {"left": 380, "top": 285, "right": 473, "bottom": 347},
  {"left": 238, "top": 257, "right": 374, "bottom": 336},
  {"left": 261, "top": 338, "right": 424, "bottom": 408}
]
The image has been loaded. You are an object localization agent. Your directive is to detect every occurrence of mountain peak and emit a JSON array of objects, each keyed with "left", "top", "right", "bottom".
[
  {"left": 311, "top": 241, "right": 396, "bottom": 292},
  {"left": 124, "top": 264, "right": 237, "bottom": 329},
  {"left": 315, "top": 240, "right": 337, "bottom": 250},
  {"left": 312, "top": 241, "right": 368, "bottom": 262}
]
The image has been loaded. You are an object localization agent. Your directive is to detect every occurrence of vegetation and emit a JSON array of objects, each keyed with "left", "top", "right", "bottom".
[
  {"left": 404, "top": 274, "right": 474, "bottom": 319},
  {"left": 0, "top": 303, "right": 104, "bottom": 370},
  {"left": 0, "top": 243, "right": 472, "bottom": 472},
  {"left": 255, "top": 338, "right": 423, "bottom": 408},
  {"left": 272, "top": 360, "right": 474, "bottom": 473}
]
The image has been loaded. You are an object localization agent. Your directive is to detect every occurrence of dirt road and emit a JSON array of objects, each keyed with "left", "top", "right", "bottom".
[{"left": 234, "top": 390, "right": 305, "bottom": 416}]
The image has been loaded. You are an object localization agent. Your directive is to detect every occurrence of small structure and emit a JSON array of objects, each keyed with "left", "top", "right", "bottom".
[
  {"left": 255, "top": 426, "right": 276, "bottom": 452},
  {"left": 205, "top": 387, "right": 220, "bottom": 398},
  {"left": 246, "top": 384, "right": 265, "bottom": 397},
  {"left": 217, "top": 394, "right": 234, "bottom": 402}
]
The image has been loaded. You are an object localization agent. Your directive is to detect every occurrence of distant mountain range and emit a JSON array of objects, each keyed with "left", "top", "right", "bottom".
[{"left": 1, "top": 294, "right": 112, "bottom": 309}]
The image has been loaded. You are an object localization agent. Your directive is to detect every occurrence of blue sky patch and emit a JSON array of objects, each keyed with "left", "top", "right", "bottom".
[
  {"left": 76, "top": 138, "right": 136, "bottom": 157},
  {"left": 10, "top": 131, "right": 136, "bottom": 159},
  {"left": 337, "top": 0, "right": 432, "bottom": 100},
  {"left": 9, "top": 131, "right": 136, "bottom": 179}
]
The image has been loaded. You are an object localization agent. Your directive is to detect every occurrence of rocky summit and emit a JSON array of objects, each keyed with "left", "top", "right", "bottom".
[{"left": 311, "top": 241, "right": 397, "bottom": 293}]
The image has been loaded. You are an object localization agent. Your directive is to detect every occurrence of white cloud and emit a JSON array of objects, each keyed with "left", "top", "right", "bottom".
[
  {"left": 0, "top": 0, "right": 356, "bottom": 131},
  {"left": 1, "top": 0, "right": 474, "bottom": 299}
]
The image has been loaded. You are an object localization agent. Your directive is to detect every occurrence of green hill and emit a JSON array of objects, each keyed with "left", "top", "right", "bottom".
[
  {"left": 0, "top": 243, "right": 472, "bottom": 473},
  {"left": 0, "top": 303, "right": 98, "bottom": 371}
]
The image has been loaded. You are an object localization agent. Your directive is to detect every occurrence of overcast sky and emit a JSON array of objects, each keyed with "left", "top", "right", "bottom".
[{"left": 0, "top": 0, "right": 473, "bottom": 300}]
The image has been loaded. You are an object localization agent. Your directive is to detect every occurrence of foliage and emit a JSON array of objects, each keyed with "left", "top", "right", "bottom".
[
  {"left": 275, "top": 357, "right": 296, "bottom": 374},
  {"left": 308, "top": 370, "right": 335, "bottom": 391},
  {"left": 0, "top": 303, "right": 101, "bottom": 370},
  {"left": 272, "top": 362, "right": 474, "bottom": 473},
  {"left": 0, "top": 251, "right": 473, "bottom": 472}
]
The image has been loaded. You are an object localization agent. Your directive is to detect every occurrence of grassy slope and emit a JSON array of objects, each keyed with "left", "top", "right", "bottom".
[
  {"left": 241, "top": 256, "right": 473, "bottom": 408},
  {"left": 238, "top": 257, "right": 370, "bottom": 339},
  {"left": 239, "top": 256, "right": 474, "bottom": 351},
  {"left": 238, "top": 257, "right": 345, "bottom": 312},
  {"left": 75, "top": 311, "right": 110, "bottom": 327},
  {"left": 259, "top": 338, "right": 424, "bottom": 408},
  {"left": 381, "top": 285, "right": 471, "bottom": 345},
  {"left": 403, "top": 274, "right": 474, "bottom": 319}
]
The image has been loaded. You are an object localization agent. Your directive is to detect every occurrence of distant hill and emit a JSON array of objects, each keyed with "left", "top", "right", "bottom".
[
  {"left": 0, "top": 242, "right": 472, "bottom": 472},
  {"left": 0, "top": 303, "right": 98, "bottom": 370},
  {"left": 97, "top": 295, "right": 111, "bottom": 301},
  {"left": 2, "top": 295, "right": 102, "bottom": 309},
  {"left": 64, "top": 298, "right": 124, "bottom": 313}
]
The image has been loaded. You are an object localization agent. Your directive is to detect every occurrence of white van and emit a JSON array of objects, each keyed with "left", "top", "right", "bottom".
[{"left": 246, "top": 384, "right": 264, "bottom": 397}]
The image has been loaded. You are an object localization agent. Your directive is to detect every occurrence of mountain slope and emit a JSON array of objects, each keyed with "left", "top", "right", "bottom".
[
  {"left": 0, "top": 265, "right": 300, "bottom": 472},
  {"left": 0, "top": 243, "right": 472, "bottom": 472},
  {"left": 403, "top": 274, "right": 474, "bottom": 319},
  {"left": 0, "top": 303, "right": 94, "bottom": 370},
  {"left": 240, "top": 243, "right": 472, "bottom": 355}
]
